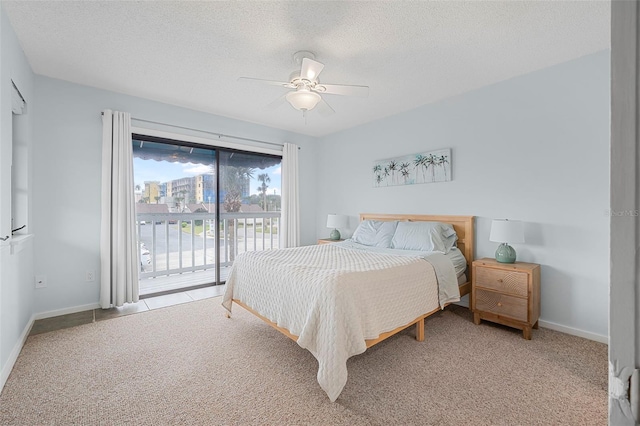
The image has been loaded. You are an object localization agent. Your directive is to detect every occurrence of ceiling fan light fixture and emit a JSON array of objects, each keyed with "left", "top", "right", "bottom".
[
  {"left": 286, "top": 88, "right": 321, "bottom": 111},
  {"left": 240, "top": 50, "right": 368, "bottom": 117}
]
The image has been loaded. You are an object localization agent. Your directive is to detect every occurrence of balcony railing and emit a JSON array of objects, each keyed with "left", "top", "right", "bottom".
[{"left": 136, "top": 212, "right": 280, "bottom": 281}]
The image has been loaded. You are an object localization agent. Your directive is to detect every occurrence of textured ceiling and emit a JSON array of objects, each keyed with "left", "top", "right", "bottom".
[{"left": 2, "top": 1, "right": 610, "bottom": 137}]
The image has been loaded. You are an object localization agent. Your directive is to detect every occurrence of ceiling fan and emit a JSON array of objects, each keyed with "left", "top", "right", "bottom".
[{"left": 239, "top": 51, "right": 369, "bottom": 117}]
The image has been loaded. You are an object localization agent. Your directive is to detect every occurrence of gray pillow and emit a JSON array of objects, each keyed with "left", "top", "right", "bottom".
[
  {"left": 438, "top": 223, "right": 458, "bottom": 252},
  {"left": 391, "top": 221, "right": 458, "bottom": 253},
  {"left": 351, "top": 220, "right": 399, "bottom": 248}
]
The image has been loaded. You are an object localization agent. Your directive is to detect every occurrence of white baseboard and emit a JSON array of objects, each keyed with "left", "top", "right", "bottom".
[
  {"left": 34, "top": 303, "right": 100, "bottom": 320},
  {"left": 1, "top": 303, "right": 100, "bottom": 393},
  {"left": 538, "top": 319, "right": 609, "bottom": 344},
  {"left": 454, "top": 298, "right": 607, "bottom": 344},
  {"left": 0, "top": 314, "right": 35, "bottom": 393}
]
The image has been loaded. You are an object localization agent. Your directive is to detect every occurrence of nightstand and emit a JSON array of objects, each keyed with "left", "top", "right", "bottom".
[
  {"left": 317, "top": 239, "right": 344, "bottom": 245},
  {"left": 471, "top": 258, "right": 541, "bottom": 340}
]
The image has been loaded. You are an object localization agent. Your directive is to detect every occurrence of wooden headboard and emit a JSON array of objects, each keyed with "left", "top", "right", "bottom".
[{"left": 359, "top": 213, "right": 475, "bottom": 289}]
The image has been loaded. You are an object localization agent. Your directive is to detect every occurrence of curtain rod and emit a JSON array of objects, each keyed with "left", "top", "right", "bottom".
[{"left": 101, "top": 112, "right": 297, "bottom": 149}]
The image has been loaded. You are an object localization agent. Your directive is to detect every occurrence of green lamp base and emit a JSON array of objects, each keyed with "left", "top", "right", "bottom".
[
  {"left": 330, "top": 229, "right": 341, "bottom": 240},
  {"left": 495, "top": 243, "right": 516, "bottom": 263}
]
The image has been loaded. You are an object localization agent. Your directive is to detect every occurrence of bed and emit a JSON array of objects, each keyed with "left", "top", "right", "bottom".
[{"left": 222, "top": 213, "right": 475, "bottom": 401}]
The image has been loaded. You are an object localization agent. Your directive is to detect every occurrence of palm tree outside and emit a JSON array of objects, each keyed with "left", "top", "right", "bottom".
[
  {"left": 179, "top": 190, "right": 187, "bottom": 212},
  {"left": 257, "top": 173, "right": 271, "bottom": 211},
  {"left": 221, "top": 166, "right": 254, "bottom": 262}
]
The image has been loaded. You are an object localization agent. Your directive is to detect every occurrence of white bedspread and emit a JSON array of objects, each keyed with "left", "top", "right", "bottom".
[{"left": 222, "top": 243, "right": 459, "bottom": 401}]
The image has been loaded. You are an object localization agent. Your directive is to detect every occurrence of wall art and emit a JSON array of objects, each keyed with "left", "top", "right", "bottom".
[{"left": 373, "top": 148, "right": 451, "bottom": 187}]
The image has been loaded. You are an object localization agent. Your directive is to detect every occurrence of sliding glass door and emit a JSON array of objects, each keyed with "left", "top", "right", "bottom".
[{"left": 132, "top": 134, "right": 281, "bottom": 296}]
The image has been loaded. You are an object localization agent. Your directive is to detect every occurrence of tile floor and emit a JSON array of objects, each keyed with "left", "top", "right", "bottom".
[{"left": 29, "top": 285, "right": 226, "bottom": 336}]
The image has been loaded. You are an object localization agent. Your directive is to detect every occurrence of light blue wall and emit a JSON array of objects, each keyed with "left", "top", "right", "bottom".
[
  {"left": 9, "top": 37, "right": 612, "bottom": 342},
  {"left": 316, "top": 50, "right": 610, "bottom": 339},
  {"left": 0, "top": 6, "right": 35, "bottom": 385},
  {"left": 32, "top": 76, "right": 318, "bottom": 314}
]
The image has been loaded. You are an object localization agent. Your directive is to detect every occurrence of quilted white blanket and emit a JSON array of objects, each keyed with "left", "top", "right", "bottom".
[{"left": 222, "top": 243, "right": 459, "bottom": 401}]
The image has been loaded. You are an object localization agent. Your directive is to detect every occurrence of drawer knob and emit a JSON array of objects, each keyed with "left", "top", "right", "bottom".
[{"left": 497, "top": 302, "right": 503, "bottom": 307}]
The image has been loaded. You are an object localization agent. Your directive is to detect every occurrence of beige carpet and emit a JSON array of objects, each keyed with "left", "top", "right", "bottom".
[{"left": 0, "top": 297, "right": 607, "bottom": 425}]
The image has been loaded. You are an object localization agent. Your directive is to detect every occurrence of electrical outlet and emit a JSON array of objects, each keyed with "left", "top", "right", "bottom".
[
  {"left": 35, "top": 275, "right": 46, "bottom": 288},
  {"left": 86, "top": 270, "right": 95, "bottom": 282}
]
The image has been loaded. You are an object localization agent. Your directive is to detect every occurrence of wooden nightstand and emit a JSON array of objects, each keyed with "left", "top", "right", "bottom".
[
  {"left": 471, "top": 258, "right": 541, "bottom": 340},
  {"left": 317, "top": 239, "right": 344, "bottom": 245}
]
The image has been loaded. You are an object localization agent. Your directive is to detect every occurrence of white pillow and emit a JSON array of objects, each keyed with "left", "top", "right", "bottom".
[
  {"left": 391, "top": 221, "right": 457, "bottom": 253},
  {"left": 351, "top": 220, "right": 398, "bottom": 248}
]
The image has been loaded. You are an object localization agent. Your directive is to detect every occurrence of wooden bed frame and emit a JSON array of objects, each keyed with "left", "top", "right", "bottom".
[{"left": 227, "top": 213, "right": 475, "bottom": 348}]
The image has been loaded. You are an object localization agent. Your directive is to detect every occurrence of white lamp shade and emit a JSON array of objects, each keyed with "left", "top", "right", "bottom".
[
  {"left": 326, "top": 214, "right": 348, "bottom": 229},
  {"left": 286, "top": 88, "right": 321, "bottom": 111},
  {"left": 489, "top": 219, "right": 525, "bottom": 244}
]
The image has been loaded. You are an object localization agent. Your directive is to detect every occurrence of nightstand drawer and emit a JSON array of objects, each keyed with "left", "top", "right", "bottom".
[
  {"left": 474, "top": 289, "right": 528, "bottom": 322},
  {"left": 474, "top": 267, "right": 528, "bottom": 297}
]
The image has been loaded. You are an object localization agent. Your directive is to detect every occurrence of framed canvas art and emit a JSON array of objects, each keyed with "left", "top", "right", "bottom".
[{"left": 373, "top": 148, "right": 451, "bottom": 187}]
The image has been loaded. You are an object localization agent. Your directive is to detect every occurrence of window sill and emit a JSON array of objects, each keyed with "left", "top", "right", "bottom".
[{"left": 11, "top": 233, "right": 34, "bottom": 255}]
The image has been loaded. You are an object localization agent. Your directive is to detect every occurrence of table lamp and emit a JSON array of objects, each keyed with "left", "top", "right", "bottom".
[
  {"left": 489, "top": 219, "right": 525, "bottom": 263},
  {"left": 326, "top": 214, "right": 348, "bottom": 240}
]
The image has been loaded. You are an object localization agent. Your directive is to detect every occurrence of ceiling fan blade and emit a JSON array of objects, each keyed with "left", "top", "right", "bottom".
[
  {"left": 317, "top": 83, "right": 369, "bottom": 97},
  {"left": 238, "top": 77, "right": 292, "bottom": 88},
  {"left": 300, "top": 58, "right": 324, "bottom": 82},
  {"left": 315, "top": 98, "right": 335, "bottom": 117},
  {"left": 265, "top": 94, "right": 288, "bottom": 110}
]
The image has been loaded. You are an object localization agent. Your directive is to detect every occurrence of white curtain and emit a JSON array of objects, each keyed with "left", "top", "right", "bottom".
[
  {"left": 281, "top": 143, "right": 300, "bottom": 248},
  {"left": 100, "top": 110, "right": 139, "bottom": 308}
]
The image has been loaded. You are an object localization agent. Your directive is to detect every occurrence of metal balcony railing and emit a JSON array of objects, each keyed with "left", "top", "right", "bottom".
[{"left": 136, "top": 212, "right": 280, "bottom": 280}]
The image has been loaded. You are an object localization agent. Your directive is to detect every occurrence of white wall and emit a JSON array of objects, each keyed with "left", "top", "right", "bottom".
[
  {"left": 316, "top": 50, "right": 610, "bottom": 341},
  {"left": 0, "top": 6, "right": 36, "bottom": 388},
  {"left": 32, "top": 76, "right": 318, "bottom": 315}
]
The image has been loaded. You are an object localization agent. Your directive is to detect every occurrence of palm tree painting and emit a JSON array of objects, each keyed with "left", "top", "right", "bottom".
[
  {"left": 399, "top": 162, "right": 411, "bottom": 184},
  {"left": 373, "top": 148, "right": 451, "bottom": 187}
]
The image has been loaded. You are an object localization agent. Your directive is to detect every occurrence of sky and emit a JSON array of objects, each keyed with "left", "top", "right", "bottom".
[{"left": 133, "top": 158, "right": 282, "bottom": 196}]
